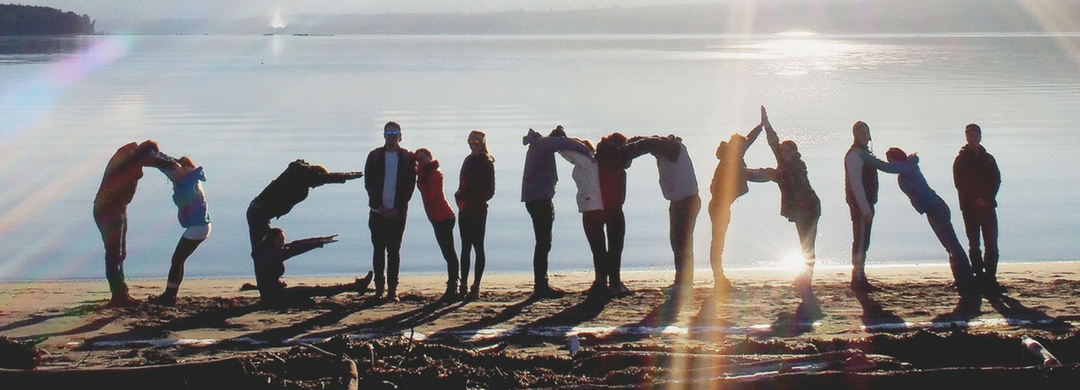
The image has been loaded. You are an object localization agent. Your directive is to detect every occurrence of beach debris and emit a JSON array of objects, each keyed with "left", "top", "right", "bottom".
[
  {"left": 0, "top": 336, "right": 40, "bottom": 369},
  {"left": 1023, "top": 336, "right": 1062, "bottom": 367}
]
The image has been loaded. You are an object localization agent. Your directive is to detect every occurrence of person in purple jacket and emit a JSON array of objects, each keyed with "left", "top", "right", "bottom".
[{"left": 521, "top": 125, "right": 593, "bottom": 299}]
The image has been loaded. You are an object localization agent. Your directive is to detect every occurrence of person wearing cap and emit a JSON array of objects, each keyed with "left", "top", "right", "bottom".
[
  {"left": 844, "top": 121, "right": 879, "bottom": 293},
  {"left": 953, "top": 123, "right": 1001, "bottom": 294},
  {"left": 859, "top": 146, "right": 980, "bottom": 312},
  {"left": 246, "top": 159, "right": 362, "bottom": 252},
  {"left": 521, "top": 125, "right": 593, "bottom": 299},
  {"left": 364, "top": 121, "right": 417, "bottom": 302}
]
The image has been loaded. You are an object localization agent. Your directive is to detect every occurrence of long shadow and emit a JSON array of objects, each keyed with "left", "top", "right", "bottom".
[
  {"left": 589, "top": 288, "right": 688, "bottom": 345},
  {"left": 986, "top": 294, "right": 1064, "bottom": 331},
  {"left": 303, "top": 298, "right": 464, "bottom": 341},
  {"left": 854, "top": 290, "right": 909, "bottom": 333},
  {"left": 0, "top": 303, "right": 104, "bottom": 333},
  {"left": 424, "top": 296, "right": 540, "bottom": 344},
  {"left": 18, "top": 316, "right": 120, "bottom": 343},
  {"left": 768, "top": 294, "right": 826, "bottom": 337}
]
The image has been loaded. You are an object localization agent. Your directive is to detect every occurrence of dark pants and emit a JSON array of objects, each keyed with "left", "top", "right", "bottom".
[
  {"left": 526, "top": 199, "right": 555, "bottom": 287},
  {"left": 460, "top": 208, "right": 488, "bottom": 290},
  {"left": 582, "top": 210, "right": 607, "bottom": 284},
  {"left": 165, "top": 236, "right": 204, "bottom": 293},
  {"left": 708, "top": 200, "right": 732, "bottom": 284},
  {"left": 370, "top": 208, "right": 408, "bottom": 294},
  {"left": 670, "top": 195, "right": 701, "bottom": 288},
  {"left": 431, "top": 217, "right": 459, "bottom": 287},
  {"left": 927, "top": 203, "right": 977, "bottom": 294},
  {"left": 94, "top": 205, "right": 128, "bottom": 296},
  {"left": 794, "top": 213, "right": 820, "bottom": 291},
  {"left": 246, "top": 201, "right": 273, "bottom": 251},
  {"left": 962, "top": 207, "right": 1000, "bottom": 282},
  {"left": 599, "top": 208, "right": 626, "bottom": 285},
  {"left": 848, "top": 203, "right": 874, "bottom": 281}
]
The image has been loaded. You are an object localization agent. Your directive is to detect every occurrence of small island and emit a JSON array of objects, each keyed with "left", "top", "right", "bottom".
[{"left": 0, "top": 4, "right": 94, "bottom": 35}]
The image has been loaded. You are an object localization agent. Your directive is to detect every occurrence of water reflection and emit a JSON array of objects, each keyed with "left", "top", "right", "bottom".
[{"left": 0, "top": 36, "right": 93, "bottom": 64}]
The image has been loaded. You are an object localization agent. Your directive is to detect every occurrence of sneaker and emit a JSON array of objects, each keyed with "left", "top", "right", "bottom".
[
  {"left": 148, "top": 294, "right": 177, "bottom": 306},
  {"left": 532, "top": 285, "right": 566, "bottom": 300},
  {"left": 608, "top": 282, "right": 632, "bottom": 298}
]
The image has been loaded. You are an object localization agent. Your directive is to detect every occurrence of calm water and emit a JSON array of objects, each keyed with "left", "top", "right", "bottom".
[{"left": 1, "top": 34, "right": 1079, "bottom": 282}]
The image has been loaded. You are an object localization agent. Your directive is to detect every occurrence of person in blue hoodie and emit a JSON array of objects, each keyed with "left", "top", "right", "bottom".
[
  {"left": 149, "top": 156, "right": 211, "bottom": 305},
  {"left": 860, "top": 147, "right": 980, "bottom": 311}
]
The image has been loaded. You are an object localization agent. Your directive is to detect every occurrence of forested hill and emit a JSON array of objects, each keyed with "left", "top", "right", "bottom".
[{"left": 0, "top": 4, "right": 94, "bottom": 35}]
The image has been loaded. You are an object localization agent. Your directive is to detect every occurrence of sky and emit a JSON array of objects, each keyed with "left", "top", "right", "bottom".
[{"left": 17, "top": 0, "right": 707, "bottom": 21}]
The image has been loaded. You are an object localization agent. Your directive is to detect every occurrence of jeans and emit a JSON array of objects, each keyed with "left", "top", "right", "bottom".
[
  {"left": 94, "top": 204, "right": 128, "bottom": 296},
  {"left": 599, "top": 208, "right": 626, "bottom": 285},
  {"left": 848, "top": 203, "right": 874, "bottom": 281},
  {"left": 431, "top": 217, "right": 459, "bottom": 286},
  {"left": 582, "top": 210, "right": 607, "bottom": 284},
  {"left": 926, "top": 203, "right": 977, "bottom": 293},
  {"left": 370, "top": 208, "right": 408, "bottom": 293},
  {"left": 459, "top": 208, "right": 488, "bottom": 290},
  {"left": 670, "top": 195, "right": 701, "bottom": 287},
  {"left": 526, "top": 199, "right": 555, "bottom": 287},
  {"left": 246, "top": 201, "right": 273, "bottom": 251},
  {"left": 708, "top": 199, "right": 731, "bottom": 283},
  {"left": 962, "top": 207, "right": 1000, "bottom": 282}
]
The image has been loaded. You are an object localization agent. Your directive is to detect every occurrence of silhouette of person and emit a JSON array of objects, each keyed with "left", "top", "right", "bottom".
[
  {"left": 709, "top": 116, "right": 763, "bottom": 293},
  {"left": 456, "top": 130, "right": 495, "bottom": 301},
  {"left": 844, "top": 121, "right": 879, "bottom": 292},
  {"left": 557, "top": 136, "right": 607, "bottom": 296},
  {"left": 246, "top": 160, "right": 362, "bottom": 251},
  {"left": 93, "top": 140, "right": 177, "bottom": 307},
  {"left": 860, "top": 147, "right": 981, "bottom": 311},
  {"left": 364, "top": 121, "right": 416, "bottom": 302},
  {"left": 249, "top": 228, "right": 372, "bottom": 306},
  {"left": 521, "top": 125, "right": 593, "bottom": 299},
  {"left": 953, "top": 123, "right": 1002, "bottom": 294},
  {"left": 593, "top": 133, "right": 661, "bottom": 296},
  {"left": 639, "top": 134, "right": 698, "bottom": 295},
  {"left": 149, "top": 156, "right": 211, "bottom": 306},
  {"left": 747, "top": 107, "right": 821, "bottom": 299},
  {"left": 415, "top": 147, "right": 461, "bottom": 303}
]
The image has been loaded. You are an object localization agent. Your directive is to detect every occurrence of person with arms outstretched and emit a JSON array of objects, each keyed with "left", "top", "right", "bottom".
[
  {"left": 149, "top": 156, "right": 211, "bottom": 306},
  {"left": 953, "top": 123, "right": 1002, "bottom": 294},
  {"left": 250, "top": 228, "right": 372, "bottom": 306},
  {"left": 709, "top": 114, "right": 763, "bottom": 293},
  {"left": 557, "top": 135, "right": 607, "bottom": 297},
  {"left": 247, "top": 159, "right": 362, "bottom": 251},
  {"left": 638, "top": 134, "right": 699, "bottom": 296}
]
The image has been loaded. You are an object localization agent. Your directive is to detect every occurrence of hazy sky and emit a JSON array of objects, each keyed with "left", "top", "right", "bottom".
[{"left": 20, "top": 1, "right": 707, "bottom": 20}]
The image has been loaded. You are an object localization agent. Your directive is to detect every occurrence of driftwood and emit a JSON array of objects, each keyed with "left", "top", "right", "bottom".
[
  {"left": 570, "top": 349, "right": 906, "bottom": 377},
  {"left": 0, "top": 356, "right": 251, "bottom": 390}
]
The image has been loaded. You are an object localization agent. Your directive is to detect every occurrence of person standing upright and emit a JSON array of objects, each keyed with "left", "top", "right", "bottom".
[
  {"left": 521, "top": 126, "right": 593, "bottom": 299},
  {"left": 953, "top": 123, "right": 1002, "bottom": 294},
  {"left": 364, "top": 121, "right": 417, "bottom": 302},
  {"left": 845, "top": 121, "right": 879, "bottom": 292},
  {"left": 456, "top": 130, "right": 496, "bottom": 301}
]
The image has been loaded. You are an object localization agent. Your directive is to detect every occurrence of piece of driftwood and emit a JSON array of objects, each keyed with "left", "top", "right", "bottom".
[
  {"left": 570, "top": 349, "right": 897, "bottom": 377},
  {"left": 0, "top": 356, "right": 251, "bottom": 390}
]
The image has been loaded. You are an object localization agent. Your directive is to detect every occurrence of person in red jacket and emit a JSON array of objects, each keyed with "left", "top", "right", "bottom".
[{"left": 415, "top": 148, "right": 462, "bottom": 302}]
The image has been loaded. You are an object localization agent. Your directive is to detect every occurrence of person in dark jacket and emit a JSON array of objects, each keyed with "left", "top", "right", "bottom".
[
  {"left": 521, "top": 126, "right": 593, "bottom": 299},
  {"left": 747, "top": 107, "right": 821, "bottom": 300},
  {"left": 93, "top": 140, "right": 176, "bottom": 307},
  {"left": 709, "top": 115, "right": 763, "bottom": 294},
  {"left": 415, "top": 148, "right": 461, "bottom": 302},
  {"left": 149, "top": 156, "right": 211, "bottom": 306},
  {"left": 456, "top": 130, "right": 495, "bottom": 301},
  {"left": 249, "top": 228, "right": 372, "bottom": 306},
  {"left": 247, "top": 160, "right": 362, "bottom": 251},
  {"left": 365, "top": 121, "right": 417, "bottom": 302},
  {"left": 953, "top": 123, "right": 1002, "bottom": 294},
  {"left": 844, "top": 121, "right": 879, "bottom": 292}
]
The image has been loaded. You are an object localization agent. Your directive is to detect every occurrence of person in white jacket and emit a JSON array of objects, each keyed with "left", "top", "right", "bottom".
[{"left": 558, "top": 139, "right": 607, "bottom": 297}]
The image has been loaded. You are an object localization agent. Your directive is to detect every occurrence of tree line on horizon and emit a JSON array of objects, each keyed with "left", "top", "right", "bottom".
[{"left": 0, "top": 4, "right": 94, "bottom": 35}]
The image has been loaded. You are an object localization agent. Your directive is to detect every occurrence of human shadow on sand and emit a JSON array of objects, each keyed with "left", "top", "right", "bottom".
[
  {"left": 423, "top": 297, "right": 540, "bottom": 345},
  {"left": 302, "top": 297, "right": 464, "bottom": 341},
  {"left": 854, "top": 289, "right": 909, "bottom": 333},
  {"left": 986, "top": 294, "right": 1065, "bottom": 332},
  {"left": 587, "top": 287, "right": 690, "bottom": 345},
  {"left": 767, "top": 293, "right": 826, "bottom": 337},
  {"left": 0, "top": 303, "right": 101, "bottom": 333}
]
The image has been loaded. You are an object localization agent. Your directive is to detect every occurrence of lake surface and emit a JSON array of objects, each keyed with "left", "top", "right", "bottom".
[{"left": 1, "top": 34, "right": 1078, "bottom": 281}]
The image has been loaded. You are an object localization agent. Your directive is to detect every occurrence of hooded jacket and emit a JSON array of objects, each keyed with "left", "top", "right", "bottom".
[
  {"left": 455, "top": 153, "right": 495, "bottom": 214},
  {"left": 862, "top": 153, "right": 944, "bottom": 214},
  {"left": 172, "top": 166, "right": 211, "bottom": 227},
  {"left": 559, "top": 149, "right": 603, "bottom": 212},
  {"left": 416, "top": 159, "right": 455, "bottom": 223},
  {"left": 520, "top": 129, "right": 592, "bottom": 203}
]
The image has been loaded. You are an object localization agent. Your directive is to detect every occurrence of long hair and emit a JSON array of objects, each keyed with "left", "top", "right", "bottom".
[{"left": 468, "top": 130, "right": 494, "bottom": 162}]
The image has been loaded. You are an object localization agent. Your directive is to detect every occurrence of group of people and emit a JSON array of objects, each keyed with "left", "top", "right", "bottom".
[{"left": 93, "top": 111, "right": 1000, "bottom": 313}]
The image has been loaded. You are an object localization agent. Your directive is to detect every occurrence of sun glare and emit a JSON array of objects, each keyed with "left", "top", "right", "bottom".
[{"left": 779, "top": 251, "right": 808, "bottom": 274}]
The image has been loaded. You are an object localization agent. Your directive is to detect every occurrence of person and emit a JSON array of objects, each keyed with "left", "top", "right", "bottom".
[
  {"left": 860, "top": 147, "right": 981, "bottom": 311},
  {"left": 594, "top": 133, "right": 660, "bottom": 297},
  {"left": 364, "top": 121, "right": 417, "bottom": 302},
  {"left": 747, "top": 107, "right": 821, "bottom": 300},
  {"left": 521, "top": 125, "right": 593, "bottom": 299},
  {"left": 149, "top": 156, "right": 212, "bottom": 306},
  {"left": 557, "top": 136, "right": 606, "bottom": 297},
  {"left": 953, "top": 123, "right": 1002, "bottom": 294},
  {"left": 639, "top": 134, "right": 699, "bottom": 296},
  {"left": 455, "top": 130, "right": 495, "bottom": 301},
  {"left": 247, "top": 160, "right": 362, "bottom": 251},
  {"left": 844, "top": 121, "right": 879, "bottom": 292},
  {"left": 414, "top": 148, "right": 461, "bottom": 303},
  {"left": 709, "top": 115, "right": 763, "bottom": 293},
  {"left": 93, "top": 140, "right": 176, "bottom": 307},
  {"left": 250, "top": 228, "right": 372, "bottom": 306}
]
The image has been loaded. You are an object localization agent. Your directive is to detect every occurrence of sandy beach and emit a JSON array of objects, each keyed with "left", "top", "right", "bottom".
[{"left": 3, "top": 261, "right": 1080, "bottom": 374}]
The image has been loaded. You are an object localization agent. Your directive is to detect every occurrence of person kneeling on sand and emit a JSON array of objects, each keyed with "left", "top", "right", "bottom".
[
  {"left": 860, "top": 147, "right": 981, "bottom": 312},
  {"left": 247, "top": 228, "right": 372, "bottom": 306}
]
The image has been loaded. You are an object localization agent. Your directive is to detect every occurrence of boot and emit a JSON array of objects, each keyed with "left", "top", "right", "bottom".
[{"left": 439, "top": 282, "right": 462, "bottom": 303}]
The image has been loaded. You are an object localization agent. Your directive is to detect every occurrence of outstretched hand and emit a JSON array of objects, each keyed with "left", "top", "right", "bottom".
[{"left": 320, "top": 234, "right": 339, "bottom": 244}]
